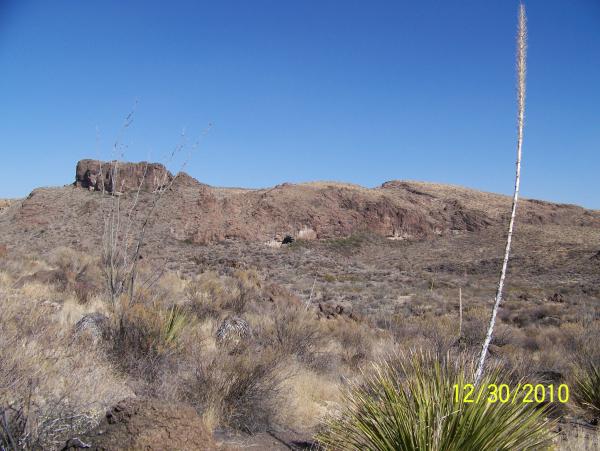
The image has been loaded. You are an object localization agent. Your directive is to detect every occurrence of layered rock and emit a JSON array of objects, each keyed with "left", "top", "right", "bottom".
[{"left": 74, "top": 159, "right": 173, "bottom": 193}]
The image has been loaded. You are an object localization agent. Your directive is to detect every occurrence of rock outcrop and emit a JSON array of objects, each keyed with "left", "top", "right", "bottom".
[{"left": 74, "top": 159, "right": 173, "bottom": 193}]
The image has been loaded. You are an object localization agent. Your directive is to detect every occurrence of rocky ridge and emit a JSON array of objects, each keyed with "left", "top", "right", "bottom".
[{"left": 0, "top": 159, "right": 598, "bottom": 259}]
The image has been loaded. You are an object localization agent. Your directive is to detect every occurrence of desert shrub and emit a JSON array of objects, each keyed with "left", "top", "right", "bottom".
[
  {"left": 183, "top": 347, "right": 288, "bottom": 432},
  {"left": 49, "top": 247, "right": 91, "bottom": 281},
  {"left": 269, "top": 305, "right": 324, "bottom": 364},
  {"left": 318, "top": 351, "right": 554, "bottom": 451},
  {"left": 186, "top": 272, "right": 224, "bottom": 318},
  {"left": 458, "top": 308, "right": 488, "bottom": 349},
  {"left": 572, "top": 361, "right": 600, "bottom": 416},
  {"left": 220, "top": 278, "right": 251, "bottom": 314},
  {"left": 555, "top": 426, "right": 600, "bottom": 451},
  {"left": 47, "top": 247, "right": 103, "bottom": 303},
  {"left": 328, "top": 319, "right": 373, "bottom": 368},
  {"left": 185, "top": 270, "right": 261, "bottom": 319},
  {"left": 107, "top": 301, "right": 188, "bottom": 381},
  {"left": 327, "top": 234, "right": 367, "bottom": 256},
  {"left": 0, "top": 396, "right": 97, "bottom": 451}
]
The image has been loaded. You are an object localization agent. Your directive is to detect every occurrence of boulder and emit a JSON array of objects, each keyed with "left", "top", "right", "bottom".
[
  {"left": 74, "top": 159, "right": 173, "bottom": 193},
  {"left": 73, "top": 312, "right": 111, "bottom": 344},
  {"left": 215, "top": 316, "right": 251, "bottom": 347},
  {"left": 281, "top": 235, "right": 294, "bottom": 245}
]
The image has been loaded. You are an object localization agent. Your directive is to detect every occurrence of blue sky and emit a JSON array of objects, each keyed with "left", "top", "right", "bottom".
[{"left": 1, "top": 1, "right": 599, "bottom": 208}]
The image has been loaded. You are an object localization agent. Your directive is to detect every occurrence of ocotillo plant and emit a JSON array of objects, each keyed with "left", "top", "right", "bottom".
[{"left": 475, "top": 4, "right": 527, "bottom": 384}]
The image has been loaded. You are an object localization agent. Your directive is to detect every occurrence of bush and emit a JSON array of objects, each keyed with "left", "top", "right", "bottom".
[
  {"left": 183, "top": 347, "right": 287, "bottom": 433},
  {"left": 573, "top": 361, "right": 600, "bottom": 416},
  {"left": 317, "top": 351, "right": 554, "bottom": 451},
  {"left": 185, "top": 270, "right": 261, "bottom": 319},
  {"left": 270, "top": 305, "right": 324, "bottom": 364},
  {"left": 327, "top": 319, "right": 373, "bottom": 368},
  {"left": 108, "top": 302, "right": 188, "bottom": 381}
]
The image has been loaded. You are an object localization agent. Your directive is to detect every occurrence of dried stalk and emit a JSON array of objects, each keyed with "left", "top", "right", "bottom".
[
  {"left": 101, "top": 119, "right": 209, "bottom": 311},
  {"left": 458, "top": 287, "right": 463, "bottom": 339},
  {"left": 475, "top": 4, "right": 527, "bottom": 384},
  {"left": 305, "top": 276, "right": 317, "bottom": 310}
]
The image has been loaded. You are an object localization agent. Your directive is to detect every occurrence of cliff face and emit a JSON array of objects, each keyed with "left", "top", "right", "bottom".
[{"left": 74, "top": 159, "right": 173, "bottom": 193}]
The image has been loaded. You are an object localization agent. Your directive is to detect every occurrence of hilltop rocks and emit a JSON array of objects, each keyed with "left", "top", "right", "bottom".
[
  {"left": 75, "top": 159, "right": 173, "bottom": 193},
  {"left": 0, "top": 199, "right": 11, "bottom": 214}
]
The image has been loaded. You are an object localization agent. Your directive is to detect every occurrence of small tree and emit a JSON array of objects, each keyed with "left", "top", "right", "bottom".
[{"left": 475, "top": 4, "right": 527, "bottom": 383}]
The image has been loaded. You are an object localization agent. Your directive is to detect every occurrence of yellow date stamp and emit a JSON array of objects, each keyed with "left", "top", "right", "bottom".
[{"left": 454, "top": 383, "right": 569, "bottom": 404}]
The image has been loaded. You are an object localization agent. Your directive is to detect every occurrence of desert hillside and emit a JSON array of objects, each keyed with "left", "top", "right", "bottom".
[
  {"left": 1, "top": 161, "right": 599, "bottom": 449},
  {"left": 1, "top": 159, "right": 599, "bottom": 256}
]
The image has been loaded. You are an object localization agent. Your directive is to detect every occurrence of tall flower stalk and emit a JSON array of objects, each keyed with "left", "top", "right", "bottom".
[{"left": 475, "top": 4, "right": 527, "bottom": 384}]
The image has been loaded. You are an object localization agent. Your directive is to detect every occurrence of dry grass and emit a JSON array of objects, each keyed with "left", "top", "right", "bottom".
[
  {"left": 0, "top": 279, "right": 131, "bottom": 449},
  {"left": 1, "top": 243, "right": 598, "bottom": 448}
]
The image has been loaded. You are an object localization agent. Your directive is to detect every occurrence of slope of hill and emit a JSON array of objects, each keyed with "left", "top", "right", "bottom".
[{"left": 1, "top": 160, "right": 599, "bottom": 261}]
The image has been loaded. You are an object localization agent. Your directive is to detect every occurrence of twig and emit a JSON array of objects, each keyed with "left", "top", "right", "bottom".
[
  {"left": 458, "top": 287, "right": 463, "bottom": 339},
  {"left": 305, "top": 276, "right": 317, "bottom": 311}
]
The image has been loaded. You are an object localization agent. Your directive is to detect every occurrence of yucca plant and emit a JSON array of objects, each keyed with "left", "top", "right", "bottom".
[
  {"left": 573, "top": 361, "right": 600, "bottom": 415},
  {"left": 160, "top": 304, "right": 189, "bottom": 350},
  {"left": 317, "top": 351, "right": 554, "bottom": 451}
]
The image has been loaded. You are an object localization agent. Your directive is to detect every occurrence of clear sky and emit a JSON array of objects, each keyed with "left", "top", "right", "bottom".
[{"left": 1, "top": 1, "right": 599, "bottom": 208}]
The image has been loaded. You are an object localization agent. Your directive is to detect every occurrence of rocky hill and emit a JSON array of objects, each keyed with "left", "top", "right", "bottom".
[{"left": 1, "top": 159, "right": 599, "bottom": 262}]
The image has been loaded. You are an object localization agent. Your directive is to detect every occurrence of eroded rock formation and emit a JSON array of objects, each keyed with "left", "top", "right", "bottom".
[{"left": 75, "top": 159, "right": 173, "bottom": 193}]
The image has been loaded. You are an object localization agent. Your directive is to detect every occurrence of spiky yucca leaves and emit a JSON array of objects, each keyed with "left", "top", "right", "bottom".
[
  {"left": 161, "top": 304, "right": 189, "bottom": 349},
  {"left": 573, "top": 361, "right": 600, "bottom": 415},
  {"left": 318, "top": 352, "right": 554, "bottom": 451}
]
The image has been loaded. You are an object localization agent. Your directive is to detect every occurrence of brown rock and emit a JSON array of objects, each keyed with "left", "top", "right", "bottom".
[
  {"left": 547, "top": 292, "right": 565, "bottom": 303},
  {"left": 74, "top": 159, "right": 173, "bottom": 193},
  {"left": 317, "top": 302, "right": 360, "bottom": 320},
  {"left": 62, "top": 398, "right": 218, "bottom": 450}
]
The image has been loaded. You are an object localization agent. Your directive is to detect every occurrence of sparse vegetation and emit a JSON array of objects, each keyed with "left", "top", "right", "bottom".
[
  {"left": 318, "top": 351, "right": 554, "bottom": 450},
  {"left": 0, "top": 5, "right": 597, "bottom": 449}
]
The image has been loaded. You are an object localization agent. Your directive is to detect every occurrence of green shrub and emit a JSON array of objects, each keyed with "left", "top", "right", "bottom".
[
  {"left": 318, "top": 351, "right": 554, "bottom": 451},
  {"left": 573, "top": 361, "right": 600, "bottom": 415}
]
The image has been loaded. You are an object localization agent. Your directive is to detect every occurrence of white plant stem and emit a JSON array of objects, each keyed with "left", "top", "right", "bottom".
[
  {"left": 459, "top": 287, "right": 463, "bottom": 338},
  {"left": 475, "top": 4, "right": 527, "bottom": 384}
]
